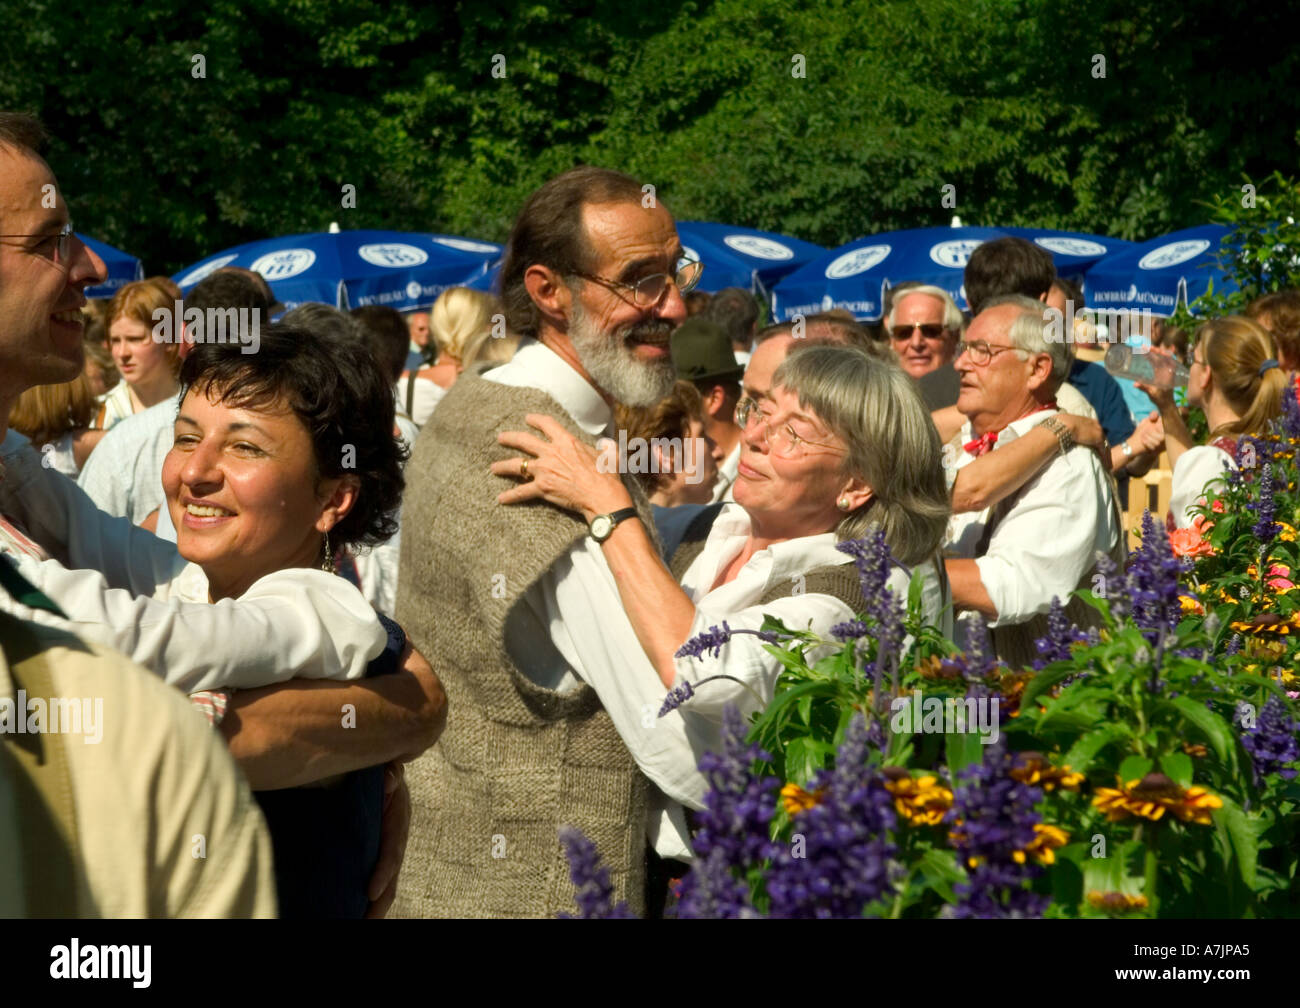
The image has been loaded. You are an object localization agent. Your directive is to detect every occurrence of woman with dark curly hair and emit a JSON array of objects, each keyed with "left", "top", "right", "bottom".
[{"left": 3, "top": 321, "right": 437, "bottom": 917}]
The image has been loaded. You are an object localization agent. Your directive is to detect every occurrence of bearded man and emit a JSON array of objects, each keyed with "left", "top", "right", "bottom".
[{"left": 394, "top": 166, "right": 706, "bottom": 917}]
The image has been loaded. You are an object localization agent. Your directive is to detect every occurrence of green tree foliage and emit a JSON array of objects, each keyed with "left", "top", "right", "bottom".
[{"left": 0, "top": 0, "right": 1296, "bottom": 275}]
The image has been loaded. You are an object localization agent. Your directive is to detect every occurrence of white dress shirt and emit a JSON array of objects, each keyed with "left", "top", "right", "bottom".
[
  {"left": 1170, "top": 444, "right": 1235, "bottom": 529},
  {"left": 712, "top": 442, "right": 741, "bottom": 503},
  {"left": 78, "top": 394, "right": 178, "bottom": 523},
  {"left": 91, "top": 380, "right": 135, "bottom": 431},
  {"left": 672, "top": 505, "right": 949, "bottom": 721},
  {"left": 943, "top": 410, "right": 1118, "bottom": 627},
  {"left": 1, "top": 430, "right": 385, "bottom": 691}
]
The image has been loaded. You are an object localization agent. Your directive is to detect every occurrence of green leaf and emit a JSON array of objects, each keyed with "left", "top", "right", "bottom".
[
  {"left": 1063, "top": 724, "right": 1132, "bottom": 774},
  {"left": 1118, "top": 754, "right": 1153, "bottom": 783},
  {"left": 1020, "top": 663, "right": 1078, "bottom": 711},
  {"left": 916, "top": 848, "right": 964, "bottom": 904},
  {"left": 1158, "top": 696, "right": 1240, "bottom": 774},
  {"left": 1214, "top": 794, "right": 1259, "bottom": 890},
  {"left": 1158, "top": 751, "right": 1194, "bottom": 789},
  {"left": 945, "top": 729, "right": 986, "bottom": 776}
]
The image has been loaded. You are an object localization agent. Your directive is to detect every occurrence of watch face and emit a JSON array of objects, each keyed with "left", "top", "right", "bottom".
[{"left": 591, "top": 515, "right": 613, "bottom": 540}]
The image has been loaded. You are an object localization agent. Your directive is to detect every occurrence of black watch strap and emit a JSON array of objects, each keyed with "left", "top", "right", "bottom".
[{"left": 590, "top": 507, "right": 639, "bottom": 543}]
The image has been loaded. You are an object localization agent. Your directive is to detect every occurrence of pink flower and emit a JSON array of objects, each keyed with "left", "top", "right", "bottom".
[
  {"left": 1170, "top": 517, "right": 1214, "bottom": 558},
  {"left": 1267, "top": 564, "right": 1294, "bottom": 591}
]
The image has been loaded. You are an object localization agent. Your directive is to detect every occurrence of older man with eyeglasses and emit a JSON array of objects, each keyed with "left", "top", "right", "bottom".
[
  {"left": 394, "top": 165, "right": 710, "bottom": 919},
  {"left": 941, "top": 295, "right": 1122, "bottom": 669}
]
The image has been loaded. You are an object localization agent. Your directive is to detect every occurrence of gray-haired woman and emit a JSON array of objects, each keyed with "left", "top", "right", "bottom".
[{"left": 496, "top": 343, "right": 952, "bottom": 724}]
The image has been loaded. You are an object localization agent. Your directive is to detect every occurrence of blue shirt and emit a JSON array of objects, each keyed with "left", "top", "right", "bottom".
[{"left": 1069, "top": 359, "right": 1136, "bottom": 508}]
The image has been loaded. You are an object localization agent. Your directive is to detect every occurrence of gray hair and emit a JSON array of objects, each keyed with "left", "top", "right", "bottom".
[
  {"left": 771, "top": 344, "right": 949, "bottom": 567},
  {"left": 886, "top": 284, "right": 965, "bottom": 335},
  {"left": 983, "top": 294, "right": 1071, "bottom": 391}
]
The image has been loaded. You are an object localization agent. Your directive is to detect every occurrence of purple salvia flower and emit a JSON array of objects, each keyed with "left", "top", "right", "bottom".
[
  {"left": 1253, "top": 462, "right": 1279, "bottom": 543},
  {"left": 764, "top": 717, "right": 900, "bottom": 918},
  {"left": 674, "top": 848, "right": 755, "bottom": 919},
  {"left": 943, "top": 741, "right": 1049, "bottom": 919},
  {"left": 830, "top": 618, "right": 869, "bottom": 641},
  {"left": 657, "top": 679, "right": 695, "bottom": 717},
  {"left": 687, "top": 705, "right": 778, "bottom": 868},
  {"left": 1280, "top": 383, "right": 1300, "bottom": 441},
  {"left": 674, "top": 622, "right": 779, "bottom": 662},
  {"left": 836, "top": 531, "right": 892, "bottom": 603},
  {"left": 558, "top": 826, "right": 636, "bottom": 919},
  {"left": 1241, "top": 695, "right": 1300, "bottom": 783},
  {"left": 1124, "top": 512, "right": 1183, "bottom": 640},
  {"left": 1031, "top": 597, "right": 1088, "bottom": 670}
]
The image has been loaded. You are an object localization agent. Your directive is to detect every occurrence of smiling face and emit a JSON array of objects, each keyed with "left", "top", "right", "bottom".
[
  {"left": 561, "top": 201, "right": 686, "bottom": 407},
  {"left": 889, "top": 293, "right": 955, "bottom": 378},
  {"left": 162, "top": 383, "right": 355, "bottom": 601},
  {"left": 109, "top": 313, "right": 174, "bottom": 392},
  {"left": 732, "top": 384, "right": 863, "bottom": 540},
  {"left": 0, "top": 146, "right": 107, "bottom": 409}
]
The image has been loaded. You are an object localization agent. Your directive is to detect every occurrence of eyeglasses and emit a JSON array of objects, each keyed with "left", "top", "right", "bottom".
[
  {"left": 570, "top": 256, "right": 703, "bottom": 308},
  {"left": 0, "top": 221, "right": 76, "bottom": 265},
  {"left": 955, "top": 339, "right": 1029, "bottom": 367},
  {"left": 889, "top": 323, "right": 949, "bottom": 341},
  {"left": 734, "top": 395, "right": 845, "bottom": 459}
]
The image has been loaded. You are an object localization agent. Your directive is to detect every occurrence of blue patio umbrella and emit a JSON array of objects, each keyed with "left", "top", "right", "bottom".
[
  {"left": 80, "top": 234, "right": 144, "bottom": 300},
  {"left": 464, "top": 260, "right": 500, "bottom": 294},
  {"left": 1083, "top": 224, "right": 1235, "bottom": 316},
  {"left": 172, "top": 230, "right": 502, "bottom": 312},
  {"left": 463, "top": 222, "right": 824, "bottom": 301},
  {"left": 772, "top": 226, "right": 1133, "bottom": 322},
  {"left": 674, "top": 222, "right": 825, "bottom": 294}
]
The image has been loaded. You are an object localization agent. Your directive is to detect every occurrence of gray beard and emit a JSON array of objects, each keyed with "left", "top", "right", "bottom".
[{"left": 568, "top": 302, "right": 676, "bottom": 408}]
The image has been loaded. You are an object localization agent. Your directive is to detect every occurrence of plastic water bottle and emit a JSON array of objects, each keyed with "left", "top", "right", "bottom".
[{"left": 1104, "top": 344, "right": 1189, "bottom": 390}]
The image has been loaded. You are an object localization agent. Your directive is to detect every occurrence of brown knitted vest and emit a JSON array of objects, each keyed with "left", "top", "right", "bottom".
[{"left": 392, "top": 372, "right": 650, "bottom": 918}]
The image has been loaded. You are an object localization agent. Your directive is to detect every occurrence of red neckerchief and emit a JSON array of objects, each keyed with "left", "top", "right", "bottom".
[{"left": 963, "top": 402, "right": 1058, "bottom": 458}]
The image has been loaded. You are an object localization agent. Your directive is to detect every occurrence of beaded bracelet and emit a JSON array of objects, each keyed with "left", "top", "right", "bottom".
[{"left": 1037, "top": 415, "right": 1074, "bottom": 455}]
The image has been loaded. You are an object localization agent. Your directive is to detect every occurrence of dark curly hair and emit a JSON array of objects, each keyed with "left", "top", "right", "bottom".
[{"left": 178, "top": 321, "right": 406, "bottom": 550}]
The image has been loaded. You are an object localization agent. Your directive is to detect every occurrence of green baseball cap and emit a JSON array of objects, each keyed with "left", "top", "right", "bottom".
[{"left": 671, "top": 317, "right": 745, "bottom": 383}]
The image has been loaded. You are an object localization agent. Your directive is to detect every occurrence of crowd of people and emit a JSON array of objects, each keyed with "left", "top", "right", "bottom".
[{"left": 3, "top": 110, "right": 1297, "bottom": 918}]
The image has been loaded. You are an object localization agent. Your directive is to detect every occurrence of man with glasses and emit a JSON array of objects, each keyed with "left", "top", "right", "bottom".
[
  {"left": 942, "top": 295, "right": 1122, "bottom": 670},
  {"left": 396, "top": 165, "right": 708, "bottom": 918}
]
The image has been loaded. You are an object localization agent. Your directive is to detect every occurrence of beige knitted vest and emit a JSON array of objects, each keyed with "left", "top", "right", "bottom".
[{"left": 392, "top": 372, "right": 650, "bottom": 918}]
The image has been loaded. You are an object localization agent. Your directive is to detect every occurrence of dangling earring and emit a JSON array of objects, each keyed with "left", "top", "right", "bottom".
[
  {"left": 321, "top": 530, "right": 333, "bottom": 573},
  {"left": 838, "top": 496, "right": 851, "bottom": 511}
]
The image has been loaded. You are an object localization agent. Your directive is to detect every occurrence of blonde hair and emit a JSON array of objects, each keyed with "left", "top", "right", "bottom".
[
  {"left": 461, "top": 323, "right": 521, "bottom": 370},
  {"left": 9, "top": 374, "right": 96, "bottom": 446},
  {"left": 430, "top": 287, "right": 500, "bottom": 361},
  {"left": 772, "top": 344, "right": 950, "bottom": 567},
  {"left": 1198, "top": 315, "right": 1287, "bottom": 438}
]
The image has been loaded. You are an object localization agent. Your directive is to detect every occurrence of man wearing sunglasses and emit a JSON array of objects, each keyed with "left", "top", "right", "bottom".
[
  {"left": 396, "top": 165, "right": 708, "bottom": 918},
  {"left": 887, "top": 284, "right": 963, "bottom": 380}
]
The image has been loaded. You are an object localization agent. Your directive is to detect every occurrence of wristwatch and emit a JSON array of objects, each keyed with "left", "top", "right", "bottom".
[
  {"left": 589, "top": 507, "right": 639, "bottom": 543},
  {"left": 1120, "top": 441, "right": 1134, "bottom": 458}
]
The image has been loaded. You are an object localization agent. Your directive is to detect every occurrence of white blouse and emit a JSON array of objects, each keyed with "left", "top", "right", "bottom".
[
  {"left": 673, "top": 505, "right": 950, "bottom": 723},
  {"left": 1170, "top": 444, "right": 1235, "bottom": 529},
  {"left": 0, "top": 430, "right": 385, "bottom": 692}
]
